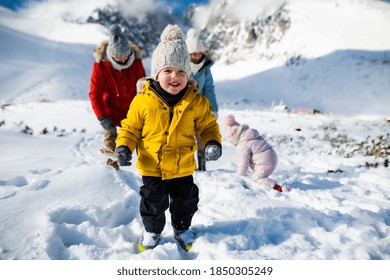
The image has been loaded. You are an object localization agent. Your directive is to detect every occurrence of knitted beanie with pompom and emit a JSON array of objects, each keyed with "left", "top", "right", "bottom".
[
  {"left": 107, "top": 24, "right": 132, "bottom": 58},
  {"left": 186, "top": 28, "right": 207, "bottom": 54},
  {"left": 151, "top": 24, "right": 191, "bottom": 80},
  {"left": 224, "top": 114, "right": 241, "bottom": 144}
]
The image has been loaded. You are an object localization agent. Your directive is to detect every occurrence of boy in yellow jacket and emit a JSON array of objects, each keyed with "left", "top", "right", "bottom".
[{"left": 115, "top": 24, "right": 222, "bottom": 251}]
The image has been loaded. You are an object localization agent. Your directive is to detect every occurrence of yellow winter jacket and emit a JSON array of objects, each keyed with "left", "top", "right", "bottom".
[{"left": 116, "top": 79, "right": 222, "bottom": 180}]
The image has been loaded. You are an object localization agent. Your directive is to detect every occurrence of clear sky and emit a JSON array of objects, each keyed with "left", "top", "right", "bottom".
[{"left": 0, "top": 0, "right": 25, "bottom": 10}]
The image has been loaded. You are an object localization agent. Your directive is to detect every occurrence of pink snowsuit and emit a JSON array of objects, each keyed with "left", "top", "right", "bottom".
[{"left": 224, "top": 114, "right": 278, "bottom": 189}]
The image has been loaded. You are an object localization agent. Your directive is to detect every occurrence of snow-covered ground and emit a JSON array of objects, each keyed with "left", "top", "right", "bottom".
[{"left": 0, "top": 1, "right": 389, "bottom": 277}]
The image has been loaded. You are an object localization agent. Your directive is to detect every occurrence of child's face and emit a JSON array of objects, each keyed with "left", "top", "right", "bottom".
[{"left": 157, "top": 67, "right": 188, "bottom": 95}]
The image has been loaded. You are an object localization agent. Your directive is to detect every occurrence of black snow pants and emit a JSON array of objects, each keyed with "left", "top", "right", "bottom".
[{"left": 140, "top": 175, "right": 199, "bottom": 234}]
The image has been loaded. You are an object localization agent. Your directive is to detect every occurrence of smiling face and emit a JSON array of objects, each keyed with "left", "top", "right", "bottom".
[{"left": 157, "top": 67, "right": 188, "bottom": 95}]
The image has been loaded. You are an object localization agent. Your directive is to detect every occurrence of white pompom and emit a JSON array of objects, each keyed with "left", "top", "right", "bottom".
[
  {"left": 187, "top": 28, "right": 198, "bottom": 40},
  {"left": 160, "top": 24, "right": 184, "bottom": 42}
]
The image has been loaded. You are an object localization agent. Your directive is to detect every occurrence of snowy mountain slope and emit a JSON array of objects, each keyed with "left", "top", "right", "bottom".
[
  {"left": 192, "top": 0, "right": 390, "bottom": 63},
  {"left": 0, "top": 24, "right": 94, "bottom": 103},
  {"left": 214, "top": 49, "right": 390, "bottom": 115},
  {"left": 0, "top": 0, "right": 389, "bottom": 262}
]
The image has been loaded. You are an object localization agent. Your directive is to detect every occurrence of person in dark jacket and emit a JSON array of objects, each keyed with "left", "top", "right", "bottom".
[{"left": 89, "top": 24, "right": 146, "bottom": 170}]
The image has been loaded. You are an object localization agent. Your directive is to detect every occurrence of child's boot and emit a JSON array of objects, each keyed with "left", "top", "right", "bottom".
[
  {"left": 273, "top": 184, "right": 283, "bottom": 192},
  {"left": 138, "top": 231, "right": 160, "bottom": 252},
  {"left": 106, "top": 158, "right": 120, "bottom": 170},
  {"left": 273, "top": 184, "right": 291, "bottom": 192},
  {"left": 174, "top": 229, "right": 195, "bottom": 251}
]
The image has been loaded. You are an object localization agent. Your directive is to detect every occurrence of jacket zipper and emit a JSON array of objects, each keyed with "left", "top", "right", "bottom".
[
  {"left": 150, "top": 85, "right": 190, "bottom": 124},
  {"left": 150, "top": 88, "right": 175, "bottom": 124},
  {"left": 169, "top": 106, "right": 173, "bottom": 122},
  {"left": 119, "top": 71, "right": 126, "bottom": 97}
]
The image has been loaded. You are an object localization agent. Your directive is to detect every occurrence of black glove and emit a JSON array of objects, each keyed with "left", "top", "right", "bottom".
[
  {"left": 205, "top": 141, "right": 222, "bottom": 161},
  {"left": 99, "top": 117, "right": 116, "bottom": 131},
  {"left": 115, "top": 146, "right": 132, "bottom": 166}
]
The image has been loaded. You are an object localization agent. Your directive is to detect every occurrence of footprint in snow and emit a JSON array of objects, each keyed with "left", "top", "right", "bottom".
[{"left": 0, "top": 176, "right": 29, "bottom": 199}]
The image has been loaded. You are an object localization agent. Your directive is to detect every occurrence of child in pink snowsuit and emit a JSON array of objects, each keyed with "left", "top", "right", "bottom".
[{"left": 224, "top": 114, "right": 287, "bottom": 192}]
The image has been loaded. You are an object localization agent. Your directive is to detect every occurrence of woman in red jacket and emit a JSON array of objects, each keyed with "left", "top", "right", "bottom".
[{"left": 89, "top": 24, "right": 146, "bottom": 170}]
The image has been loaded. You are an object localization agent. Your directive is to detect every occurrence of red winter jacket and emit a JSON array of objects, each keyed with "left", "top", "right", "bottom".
[{"left": 89, "top": 40, "right": 146, "bottom": 127}]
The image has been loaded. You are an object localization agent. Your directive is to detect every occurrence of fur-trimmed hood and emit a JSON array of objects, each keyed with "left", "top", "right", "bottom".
[{"left": 93, "top": 40, "right": 143, "bottom": 63}]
